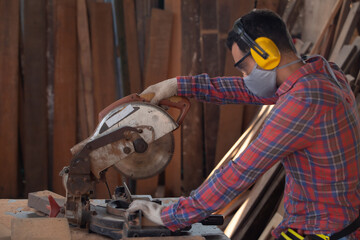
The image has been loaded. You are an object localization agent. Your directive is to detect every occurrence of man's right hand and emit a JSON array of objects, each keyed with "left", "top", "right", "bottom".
[{"left": 140, "top": 78, "right": 178, "bottom": 104}]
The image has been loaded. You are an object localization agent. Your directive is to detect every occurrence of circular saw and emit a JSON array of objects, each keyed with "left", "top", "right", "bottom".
[{"left": 70, "top": 93, "right": 190, "bottom": 180}]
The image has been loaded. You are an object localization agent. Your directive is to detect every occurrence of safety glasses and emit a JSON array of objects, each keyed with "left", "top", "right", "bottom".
[{"left": 234, "top": 51, "right": 251, "bottom": 70}]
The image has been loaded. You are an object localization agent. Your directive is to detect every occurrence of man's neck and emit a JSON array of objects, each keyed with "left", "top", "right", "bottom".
[{"left": 276, "top": 54, "right": 304, "bottom": 86}]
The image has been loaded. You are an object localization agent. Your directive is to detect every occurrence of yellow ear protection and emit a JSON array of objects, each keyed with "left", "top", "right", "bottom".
[{"left": 232, "top": 18, "right": 281, "bottom": 70}]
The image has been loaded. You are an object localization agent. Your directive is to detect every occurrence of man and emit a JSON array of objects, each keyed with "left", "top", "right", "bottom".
[{"left": 127, "top": 9, "right": 360, "bottom": 240}]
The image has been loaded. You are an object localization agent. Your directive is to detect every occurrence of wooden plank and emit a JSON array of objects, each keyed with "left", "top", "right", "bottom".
[
  {"left": 283, "top": 0, "right": 304, "bottom": 33},
  {"left": 77, "top": 0, "right": 95, "bottom": 138},
  {"left": 180, "top": 0, "right": 204, "bottom": 195},
  {"left": 233, "top": 166, "right": 285, "bottom": 239},
  {"left": 11, "top": 218, "right": 71, "bottom": 240},
  {"left": 308, "top": 0, "right": 342, "bottom": 54},
  {"left": 303, "top": 0, "right": 339, "bottom": 46},
  {"left": 224, "top": 163, "right": 283, "bottom": 238},
  {"left": 23, "top": 0, "right": 48, "bottom": 195},
  {"left": 89, "top": 2, "right": 120, "bottom": 198},
  {"left": 332, "top": 0, "right": 351, "bottom": 49},
  {"left": 330, "top": 1, "right": 360, "bottom": 61},
  {"left": 0, "top": 0, "right": 19, "bottom": 198},
  {"left": 52, "top": 0, "right": 77, "bottom": 195},
  {"left": 334, "top": 44, "right": 357, "bottom": 69},
  {"left": 135, "top": 0, "right": 162, "bottom": 75},
  {"left": 164, "top": 0, "right": 182, "bottom": 197},
  {"left": 214, "top": 0, "right": 252, "bottom": 166},
  {"left": 136, "top": 8, "right": 173, "bottom": 195},
  {"left": 200, "top": 0, "right": 220, "bottom": 176},
  {"left": 123, "top": 0, "right": 143, "bottom": 94}
]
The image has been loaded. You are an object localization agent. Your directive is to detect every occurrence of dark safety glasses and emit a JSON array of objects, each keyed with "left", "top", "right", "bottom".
[{"left": 234, "top": 51, "right": 251, "bottom": 70}]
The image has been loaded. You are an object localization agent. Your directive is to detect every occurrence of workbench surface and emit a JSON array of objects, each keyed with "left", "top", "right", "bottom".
[{"left": 0, "top": 199, "right": 229, "bottom": 240}]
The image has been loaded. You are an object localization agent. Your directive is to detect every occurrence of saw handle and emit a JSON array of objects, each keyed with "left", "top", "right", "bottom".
[
  {"left": 98, "top": 93, "right": 190, "bottom": 125},
  {"left": 158, "top": 96, "right": 190, "bottom": 125}
]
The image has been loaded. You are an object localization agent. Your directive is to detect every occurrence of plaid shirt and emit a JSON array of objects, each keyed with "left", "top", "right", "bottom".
[{"left": 160, "top": 57, "right": 360, "bottom": 239}]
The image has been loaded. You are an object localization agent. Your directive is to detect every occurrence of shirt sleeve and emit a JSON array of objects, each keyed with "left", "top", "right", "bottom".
[
  {"left": 161, "top": 93, "right": 316, "bottom": 231},
  {"left": 176, "top": 74, "right": 278, "bottom": 105}
]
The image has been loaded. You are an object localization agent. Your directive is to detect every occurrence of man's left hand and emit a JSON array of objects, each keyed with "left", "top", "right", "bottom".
[{"left": 127, "top": 200, "right": 165, "bottom": 226}]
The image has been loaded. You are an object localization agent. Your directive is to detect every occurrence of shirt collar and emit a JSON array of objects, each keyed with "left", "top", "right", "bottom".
[{"left": 276, "top": 56, "right": 325, "bottom": 96}]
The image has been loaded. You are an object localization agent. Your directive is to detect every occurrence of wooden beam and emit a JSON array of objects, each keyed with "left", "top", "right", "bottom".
[
  {"left": 0, "top": 0, "right": 20, "bottom": 198},
  {"left": 89, "top": 2, "right": 120, "bottom": 198},
  {"left": 330, "top": 1, "right": 360, "bottom": 61},
  {"left": 52, "top": 0, "right": 77, "bottom": 195}
]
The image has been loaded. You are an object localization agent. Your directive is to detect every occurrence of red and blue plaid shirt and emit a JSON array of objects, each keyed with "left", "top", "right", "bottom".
[{"left": 160, "top": 57, "right": 360, "bottom": 239}]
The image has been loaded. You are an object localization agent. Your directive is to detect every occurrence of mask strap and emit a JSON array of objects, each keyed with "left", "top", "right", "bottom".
[
  {"left": 278, "top": 59, "right": 302, "bottom": 70},
  {"left": 306, "top": 55, "right": 342, "bottom": 88}
]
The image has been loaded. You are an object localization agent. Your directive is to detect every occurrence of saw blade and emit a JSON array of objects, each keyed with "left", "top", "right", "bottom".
[{"left": 113, "top": 133, "right": 174, "bottom": 179}]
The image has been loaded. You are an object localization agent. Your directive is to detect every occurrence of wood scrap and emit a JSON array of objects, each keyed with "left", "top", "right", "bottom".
[
  {"left": 0, "top": 223, "right": 10, "bottom": 240},
  {"left": 27, "top": 190, "right": 65, "bottom": 216},
  {"left": 11, "top": 218, "right": 71, "bottom": 240},
  {"left": 334, "top": 44, "right": 357, "bottom": 69},
  {"left": 0, "top": 0, "right": 19, "bottom": 198}
]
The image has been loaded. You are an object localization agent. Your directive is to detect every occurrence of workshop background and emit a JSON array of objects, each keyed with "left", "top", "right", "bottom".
[{"left": 1, "top": 0, "right": 360, "bottom": 238}]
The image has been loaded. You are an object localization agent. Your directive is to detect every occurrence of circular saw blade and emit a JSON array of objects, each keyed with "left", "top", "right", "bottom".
[{"left": 113, "top": 133, "right": 174, "bottom": 179}]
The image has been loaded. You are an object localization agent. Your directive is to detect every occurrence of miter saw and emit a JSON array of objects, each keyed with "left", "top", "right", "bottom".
[{"left": 49, "top": 93, "right": 224, "bottom": 239}]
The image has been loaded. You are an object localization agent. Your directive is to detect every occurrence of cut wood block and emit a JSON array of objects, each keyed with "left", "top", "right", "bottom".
[
  {"left": 28, "top": 190, "right": 65, "bottom": 215},
  {"left": 0, "top": 0, "right": 19, "bottom": 198},
  {"left": 11, "top": 218, "right": 71, "bottom": 240}
]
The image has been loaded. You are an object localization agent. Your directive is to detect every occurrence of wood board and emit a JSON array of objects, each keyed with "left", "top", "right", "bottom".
[
  {"left": 89, "top": 2, "right": 120, "bottom": 198},
  {"left": 52, "top": 0, "right": 77, "bottom": 195},
  {"left": 22, "top": 0, "right": 48, "bottom": 195},
  {"left": 0, "top": 0, "right": 20, "bottom": 198},
  {"left": 136, "top": 8, "right": 173, "bottom": 195}
]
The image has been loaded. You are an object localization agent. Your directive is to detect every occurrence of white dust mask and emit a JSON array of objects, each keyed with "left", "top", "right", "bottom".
[{"left": 243, "top": 59, "right": 302, "bottom": 97}]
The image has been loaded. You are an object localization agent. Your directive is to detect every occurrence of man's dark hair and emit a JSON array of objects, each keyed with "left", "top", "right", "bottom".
[{"left": 226, "top": 9, "right": 296, "bottom": 54}]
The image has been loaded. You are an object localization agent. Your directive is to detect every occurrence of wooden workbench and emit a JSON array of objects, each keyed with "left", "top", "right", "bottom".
[{"left": 0, "top": 199, "right": 229, "bottom": 240}]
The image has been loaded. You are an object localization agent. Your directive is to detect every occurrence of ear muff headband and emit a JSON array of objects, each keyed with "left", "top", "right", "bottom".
[{"left": 232, "top": 18, "right": 281, "bottom": 70}]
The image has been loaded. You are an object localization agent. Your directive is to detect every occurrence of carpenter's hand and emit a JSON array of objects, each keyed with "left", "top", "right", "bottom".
[
  {"left": 127, "top": 200, "right": 165, "bottom": 226},
  {"left": 141, "top": 78, "right": 178, "bottom": 104}
]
